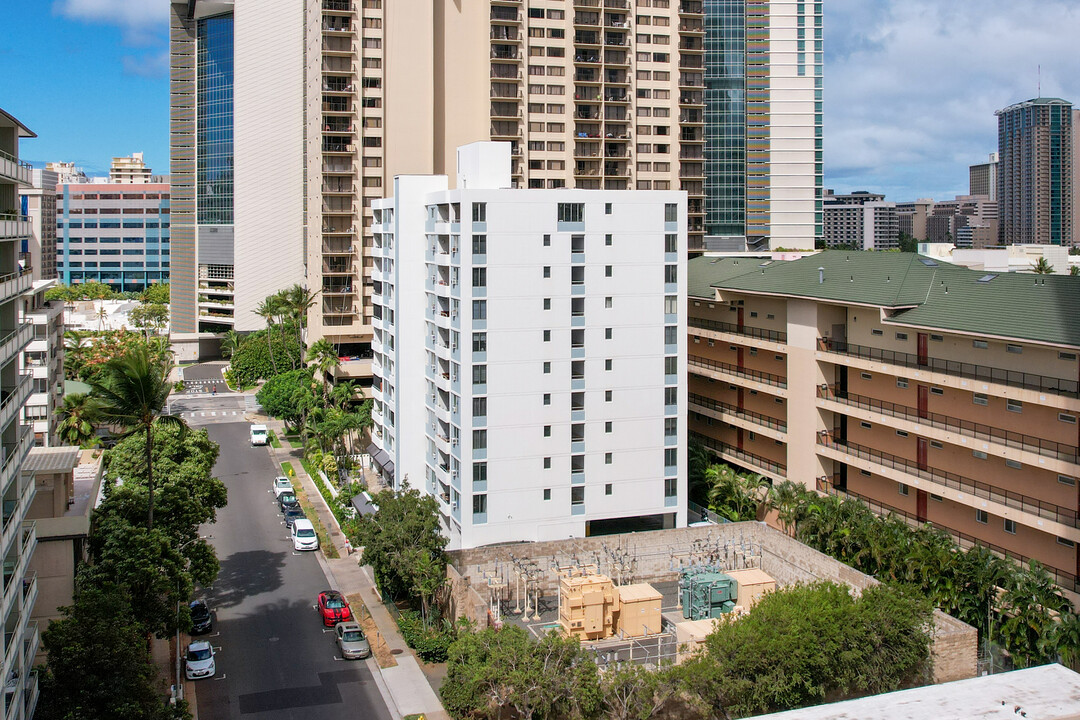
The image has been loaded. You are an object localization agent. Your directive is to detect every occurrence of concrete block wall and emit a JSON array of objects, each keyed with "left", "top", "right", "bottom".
[{"left": 447, "top": 521, "right": 977, "bottom": 683}]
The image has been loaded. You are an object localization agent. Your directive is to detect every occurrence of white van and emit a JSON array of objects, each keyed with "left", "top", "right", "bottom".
[
  {"left": 291, "top": 519, "right": 319, "bottom": 552},
  {"left": 250, "top": 424, "right": 269, "bottom": 446}
]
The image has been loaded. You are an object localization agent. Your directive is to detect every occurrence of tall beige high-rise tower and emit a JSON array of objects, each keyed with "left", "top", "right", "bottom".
[{"left": 171, "top": 0, "right": 821, "bottom": 379}]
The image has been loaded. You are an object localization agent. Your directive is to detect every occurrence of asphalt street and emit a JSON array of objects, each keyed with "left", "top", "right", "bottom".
[{"left": 193, "top": 420, "right": 393, "bottom": 720}]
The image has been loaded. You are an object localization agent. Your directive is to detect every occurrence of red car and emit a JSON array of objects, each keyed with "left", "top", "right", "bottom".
[{"left": 317, "top": 590, "right": 353, "bottom": 627}]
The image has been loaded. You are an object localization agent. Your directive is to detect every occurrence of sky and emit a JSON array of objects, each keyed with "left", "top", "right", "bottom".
[{"left": 1, "top": 1, "right": 1079, "bottom": 201}]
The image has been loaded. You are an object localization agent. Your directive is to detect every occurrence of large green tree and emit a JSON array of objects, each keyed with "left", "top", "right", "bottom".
[
  {"left": 229, "top": 326, "right": 305, "bottom": 386},
  {"left": 55, "top": 392, "right": 98, "bottom": 447},
  {"left": 129, "top": 302, "right": 169, "bottom": 340},
  {"left": 139, "top": 282, "right": 171, "bottom": 305},
  {"left": 353, "top": 481, "right": 447, "bottom": 605},
  {"left": 37, "top": 584, "right": 186, "bottom": 720},
  {"left": 89, "top": 345, "right": 182, "bottom": 530},
  {"left": 256, "top": 367, "right": 318, "bottom": 432}
]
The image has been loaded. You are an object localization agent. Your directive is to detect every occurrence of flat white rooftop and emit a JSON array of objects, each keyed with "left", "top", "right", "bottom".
[{"left": 752, "top": 664, "right": 1080, "bottom": 720}]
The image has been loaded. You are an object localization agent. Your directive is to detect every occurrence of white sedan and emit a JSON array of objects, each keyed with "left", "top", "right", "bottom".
[
  {"left": 273, "top": 476, "right": 293, "bottom": 498},
  {"left": 185, "top": 641, "right": 216, "bottom": 680}
]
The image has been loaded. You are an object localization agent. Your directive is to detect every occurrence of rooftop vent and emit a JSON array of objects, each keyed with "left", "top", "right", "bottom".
[
  {"left": 977, "top": 274, "right": 996, "bottom": 283},
  {"left": 918, "top": 258, "right": 938, "bottom": 267}
]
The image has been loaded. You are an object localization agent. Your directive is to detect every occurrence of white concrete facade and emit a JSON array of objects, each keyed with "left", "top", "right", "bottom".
[
  {"left": 19, "top": 281, "right": 63, "bottom": 448},
  {"left": 371, "top": 143, "right": 687, "bottom": 549}
]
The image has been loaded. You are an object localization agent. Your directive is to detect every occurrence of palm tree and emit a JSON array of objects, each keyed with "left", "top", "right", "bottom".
[
  {"left": 64, "top": 330, "right": 90, "bottom": 380},
  {"left": 766, "top": 480, "right": 806, "bottom": 536},
  {"left": 254, "top": 299, "right": 278, "bottom": 375},
  {"left": 306, "top": 338, "right": 340, "bottom": 402},
  {"left": 55, "top": 393, "right": 98, "bottom": 447},
  {"left": 286, "top": 284, "right": 318, "bottom": 346},
  {"left": 1071, "top": 265, "right": 1079, "bottom": 277},
  {"left": 89, "top": 346, "right": 184, "bottom": 530},
  {"left": 219, "top": 329, "right": 241, "bottom": 359},
  {"left": 1031, "top": 256, "right": 1055, "bottom": 274}
]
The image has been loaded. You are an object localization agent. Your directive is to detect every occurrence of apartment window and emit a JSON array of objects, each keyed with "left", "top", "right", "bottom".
[
  {"left": 1003, "top": 519, "right": 1016, "bottom": 535},
  {"left": 975, "top": 509, "right": 988, "bottom": 524},
  {"left": 605, "top": 234, "right": 613, "bottom": 246},
  {"left": 543, "top": 361, "right": 551, "bottom": 374},
  {"left": 472, "top": 332, "right": 487, "bottom": 352},
  {"left": 543, "top": 330, "right": 551, "bottom": 342},
  {"left": 664, "top": 203, "right": 678, "bottom": 222},
  {"left": 605, "top": 202, "right": 612, "bottom": 215},
  {"left": 472, "top": 235, "right": 486, "bottom": 254},
  {"left": 571, "top": 487, "right": 585, "bottom": 506},
  {"left": 558, "top": 203, "right": 585, "bottom": 223},
  {"left": 860, "top": 470, "right": 871, "bottom": 477},
  {"left": 472, "top": 300, "right": 487, "bottom": 320},
  {"left": 664, "top": 418, "right": 677, "bottom": 437},
  {"left": 664, "top": 326, "right": 677, "bottom": 345},
  {"left": 664, "top": 296, "right": 677, "bottom": 315},
  {"left": 605, "top": 328, "right": 613, "bottom": 341},
  {"left": 472, "top": 268, "right": 487, "bottom": 288},
  {"left": 605, "top": 483, "right": 613, "bottom": 496},
  {"left": 664, "top": 357, "right": 677, "bottom": 375},
  {"left": 973, "top": 450, "right": 988, "bottom": 460},
  {"left": 1060, "top": 352, "right": 1078, "bottom": 360},
  {"left": 606, "top": 297, "right": 613, "bottom": 308},
  {"left": 930, "top": 387, "right": 944, "bottom": 396},
  {"left": 605, "top": 390, "right": 613, "bottom": 402},
  {"left": 1006, "top": 399, "right": 1022, "bottom": 413},
  {"left": 895, "top": 332, "right": 908, "bottom": 341},
  {"left": 860, "top": 422, "right": 872, "bottom": 429},
  {"left": 664, "top": 448, "right": 677, "bottom": 468},
  {"left": 1060, "top": 413, "right": 1077, "bottom": 424},
  {"left": 871, "top": 329, "right": 883, "bottom": 336},
  {"left": 544, "top": 489, "right": 551, "bottom": 500},
  {"left": 543, "top": 393, "right": 551, "bottom": 406},
  {"left": 605, "top": 452, "right": 613, "bottom": 465},
  {"left": 973, "top": 340, "right": 988, "bottom": 349},
  {"left": 665, "top": 387, "right": 677, "bottom": 406},
  {"left": 664, "top": 478, "right": 677, "bottom": 498},
  {"left": 605, "top": 421, "right": 613, "bottom": 433},
  {"left": 930, "top": 334, "right": 944, "bottom": 342},
  {"left": 930, "top": 440, "right": 944, "bottom": 449},
  {"left": 973, "top": 393, "right": 988, "bottom": 406},
  {"left": 664, "top": 265, "right": 677, "bottom": 284},
  {"left": 898, "top": 483, "right": 909, "bottom": 497},
  {"left": 544, "top": 298, "right": 551, "bottom": 310},
  {"left": 896, "top": 378, "right": 908, "bottom": 389},
  {"left": 472, "top": 203, "right": 486, "bottom": 222},
  {"left": 605, "top": 359, "right": 612, "bottom": 371},
  {"left": 473, "top": 365, "right": 487, "bottom": 385},
  {"left": 473, "top": 495, "right": 487, "bottom": 515},
  {"left": 543, "top": 234, "right": 551, "bottom": 246},
  {"left": 860, "top": 372, "right": 872, "bottom": 380},
  {"left": 1005, "top": 459, "right": 1022, "bottom": 469},
  {"left": 896, "top": 430, "right": 909, "bottom": 438},
  {"left": 1006, "top": 344, "right": 1022, "bottom": 354},
  {"left": 605, "top": 265, "right": 613, "bottom": 277},
  {"left": 1059, "top": 537, "right": 1076, "bottom": 548},
  {"left": 543, "top": 425, "right": 551, "bottom": 437},
  {"left": 543, "top": 457, "right": 551, "bottom": 469},
  {"left": 1060, "top": 475, "right": 1077, "bottom": 486},
  {"left": 473, "top": 429, "right": 487, "bottom": 449},
  {"left": 473, "top": 397, "right": 487, "bottom": 418}
]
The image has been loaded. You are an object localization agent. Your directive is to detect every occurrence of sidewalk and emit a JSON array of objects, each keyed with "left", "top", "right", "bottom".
[{"left": 263, "top": 417, "right": 449, "bottom": 720}]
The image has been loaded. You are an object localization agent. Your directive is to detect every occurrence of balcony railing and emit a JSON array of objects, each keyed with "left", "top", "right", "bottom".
[
  {"left": 688, "top": 355, "right": 787, "bottom": 388},
  {"left": 690, "top": 431, "right": 786, "bottom": 475},
  {"left": 0, "top": 150, "right": 32, "bottom": 186},
  {"left": 817, "top": 338, "right": 1079, "bottom": 399},
  {"left": 819, "top": 434, "right": 1079, "bottom": 529},
  {"left": 688, "top": 393, "right": 787, "bottom": 433},
  {"left": 689, "top": 315, "right": 786, "bottom": 343},
  {"left": 816, "top": 478, "right": 1080, "bottom": 594},
  {"left": 818, "top": 386, "right": 1080, "bottom": 464}
]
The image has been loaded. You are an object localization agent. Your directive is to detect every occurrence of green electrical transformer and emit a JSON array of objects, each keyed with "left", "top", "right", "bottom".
[{"left": 680, "top": 566, "right": 738, "bottom": 620}]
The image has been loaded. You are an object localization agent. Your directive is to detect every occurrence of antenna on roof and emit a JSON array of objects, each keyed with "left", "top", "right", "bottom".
[{"left": 818, "top": 267, "right": 824, "bottom": 284}]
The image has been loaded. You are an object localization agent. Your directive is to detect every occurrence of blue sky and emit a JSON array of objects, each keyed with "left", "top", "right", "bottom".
[{"left": 1, "top": 1, "right": 1078, "bottom": 201}]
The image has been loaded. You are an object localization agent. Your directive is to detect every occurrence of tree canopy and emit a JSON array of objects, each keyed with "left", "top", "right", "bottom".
[{"left": 140, "top": 282, "right": 171, "bottom": 305}]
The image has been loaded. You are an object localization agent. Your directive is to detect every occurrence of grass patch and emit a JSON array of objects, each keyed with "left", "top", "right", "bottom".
[
  {"left": 345, "top": 592, "right": 398, "bottom": 668},
  {"left": 286, "top": 464, "right": 339, "bottom": 559},
  {"left": 284, "top": 435, "right": 303, "bottom": 449},
  {"left": 268, "top": 429, "right": 282, "bottom": 449}
]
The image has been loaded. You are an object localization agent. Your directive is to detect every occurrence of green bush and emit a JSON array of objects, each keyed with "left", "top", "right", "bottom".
[
  {"left": 396, "top": 610, "right": 455, "bottom": 663},
  {"left": 230, "top": 327, "right": 304, "bottom": 386}
]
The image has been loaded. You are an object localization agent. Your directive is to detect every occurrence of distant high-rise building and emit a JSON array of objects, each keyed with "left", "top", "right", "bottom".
[
  {"left": 20, "top": 168, "right": 58, "bottom": 280},
  {"left": 170, "top": 0, "right": 823, "bottom": 367},
  {"left": 969, "top": 152, "right": 998, "bottom": 201},
  {"left": 56, "top": 182, "right": 170, "bottom": 291},
  {"left": 896, "top": 198, "right": 933, "bottom": 241},
  {"left": 109, "top": 152, "right": 153, "bottom": 184},
  {"left": 996, "top": 98, "right": 1074, "bottom": 245},
  {"left": 44, "top": 161, "right": 86, "bottom": 185},
  {"left": 823, "top": 191, "right": 897, "bottom": 250}
]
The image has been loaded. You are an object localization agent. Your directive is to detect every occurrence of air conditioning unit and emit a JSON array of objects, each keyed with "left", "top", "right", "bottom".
[{"left": 451, "top": 501, "right": 458, "bottom": 511}]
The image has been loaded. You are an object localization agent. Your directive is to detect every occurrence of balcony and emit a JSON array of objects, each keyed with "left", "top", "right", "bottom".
[
  {"left": 0, "top": 375, "right": 31, "bottom": 436},
  {"left": 688, "top": 392, "right": 787, "bottom": 433},
  {"left": 690, "top": 431, "right": 786, "bottom": 479},
  {"left": 817, "top": 338, "right": 1079, "bottom": 400},
  {"left": 688, "top": 354, "right": 787, "bottom": 389},
  {"left": 818, "top": 433, "right": 1079, "bottom": 530},
  {"left": 491, "top": 27, "right": 520, "bottom": 41},
  {"left": 0, "top": 215, "right": 30, "bottom": 240},
  {"left": 0, "top": 270, "right": 31, "bottom": 308},
  {"left": 817, "top": 386, "right": 1079, "bottom": 465},
  {"left": 0, "top": 151, "right": 31, "bottom": 186},
  {"left": 0, "top": 325, "right": 32, "bottom": 372},
  {"left": 816, "top": 478, "right": 1080, "bottom": 595}
]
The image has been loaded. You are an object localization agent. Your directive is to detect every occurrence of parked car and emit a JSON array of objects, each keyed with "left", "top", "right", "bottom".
[
  {"left": 189, "top": 600, "right": 212, "bottom": 635},
  {"left": 278, "top": 491, "right": 299, "bottom": 514},
  {"left": 184, "top": 641, "right": 216, "bottom": 680},
  {"left": 272, "top": 476, "right": 293, "bottom": 498},
  {"left": 335, "top": 621, "right": 371, "bottom": 660},
  {"left": 316, "top": 590, "right": 353, "bottom": 626},
  {"left": 250, "top": 424, "right": 269, "bottom": 446},
  {"left": 292, "top": 519, "right": 319, "bottom": 552},
  {"left": 282, "top": 505, "right": 305, "bottom": 528}
]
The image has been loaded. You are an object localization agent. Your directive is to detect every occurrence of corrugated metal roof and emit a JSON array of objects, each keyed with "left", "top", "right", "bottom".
[{"left": 23, "top": 447, "right": 81, "bottom": 474}]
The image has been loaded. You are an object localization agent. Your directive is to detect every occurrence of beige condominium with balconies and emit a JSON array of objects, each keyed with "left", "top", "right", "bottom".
[
  {"left": 171, "top": 0, "right": 821, "bottom": 382},
  {"left": 0, "top": 106, "right": 45, "bottom": 720},
  {"left": 688, "top": 251, "right": 1080, "bottom": 600}
]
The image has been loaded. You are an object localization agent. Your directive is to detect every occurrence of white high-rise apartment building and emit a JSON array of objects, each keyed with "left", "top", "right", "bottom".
[
  {"left": 0, "top": 106, "right": 44, "bottom": 720},
  {"left": 109, "top": 153, "right": 153, "bottom": 184},
  {"left": 370, "top": 143, "right": 686, "bottom": 549}
]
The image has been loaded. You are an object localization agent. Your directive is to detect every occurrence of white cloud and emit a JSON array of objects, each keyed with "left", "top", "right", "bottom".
[
  {"left": 53, "top": 0, "right": 168, "bottom": 43},
  {"left": 825, "top": 0, "right": 1080, "bottom": 200},
  {"left": 122, "top": 50, "right": 170, "bottom": 78}
]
